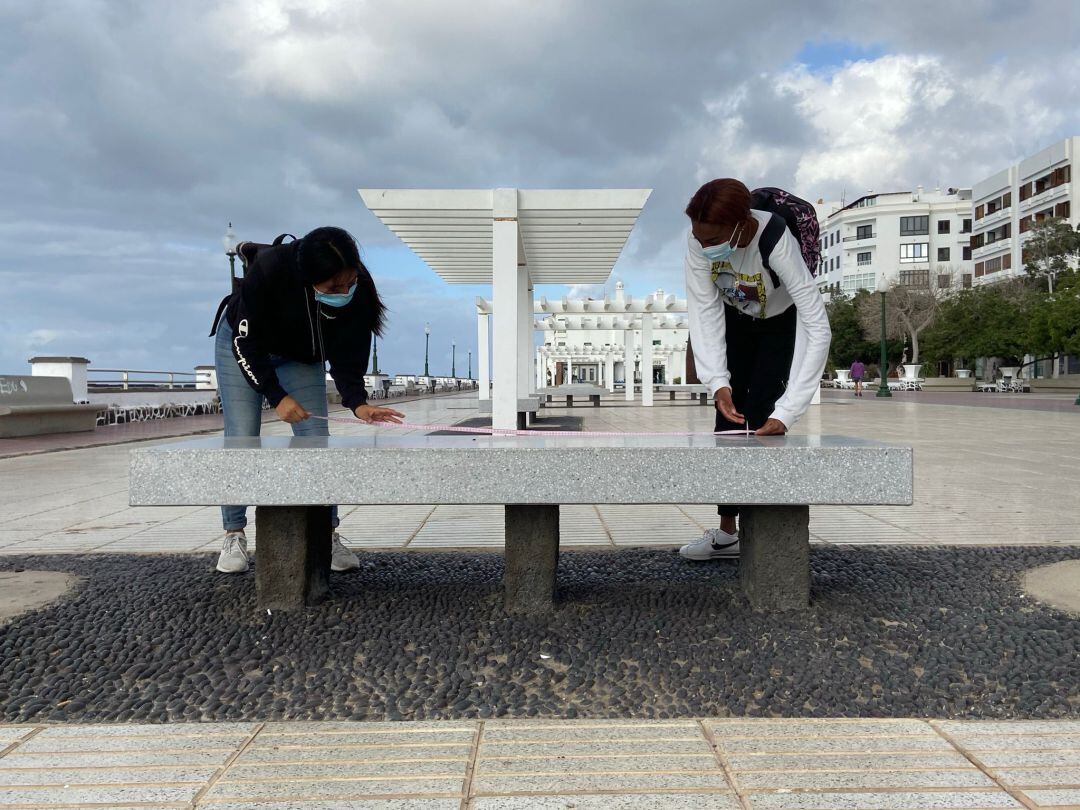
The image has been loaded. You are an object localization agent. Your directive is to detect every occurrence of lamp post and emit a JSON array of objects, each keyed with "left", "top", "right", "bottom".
[
  {"left": 467, "top": 350, "right": 472, "bottom": 380},
  {"left": 222, "top": 223, "right": 239, "bottom": 292},
  {"left": 424, "top": 323, "right": 430, "bottom": 377},
  {"left": 451, "top": 339, "right": 456, "bottom": 378},
  {"left": 876, "top": 273, "right": 892, "bottom": 398},
  {"left": 371, "top": 335, "right": 379, "bottom": 374}
]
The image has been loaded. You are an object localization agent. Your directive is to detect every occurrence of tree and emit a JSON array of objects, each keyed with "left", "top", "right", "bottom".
[
  {"left": 1024, "top": 217, "right": 1080, "bottom": 292},
  {"left": 856, "top": 268, "right": 956, "bottom": 364},
  {"left": 921, "top": 280, "right": 1034, "bottom": 365},
  {"left": 1028, "top": 270, "right": 1080, "bottom": 357}
]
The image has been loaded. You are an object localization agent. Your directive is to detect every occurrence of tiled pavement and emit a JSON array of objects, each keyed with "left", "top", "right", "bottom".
[
  {"left": 1, "top": 719, "right": 1080, "bottom": 808},
  {"left": 1, "top": 390, "right": 1079, "bottom": 556}
]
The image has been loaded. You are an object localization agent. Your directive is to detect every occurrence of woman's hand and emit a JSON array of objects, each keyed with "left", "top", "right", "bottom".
[
  {"left": 714, "top": 387, "right": 745, "bottom": 424},
  {"left": 755, "top": 418, "right": 787, "bottom": 436},
  {"left": 275, "top": 395, "right": 311, "bottom": 423},
  {"left": 354, "top": 404, "right": 405, "bottom": 424}
]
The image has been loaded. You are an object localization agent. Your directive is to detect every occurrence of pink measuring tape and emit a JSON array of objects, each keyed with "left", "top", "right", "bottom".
[{"left": 308, "top": 414, "right": 753, "bottom": 438}]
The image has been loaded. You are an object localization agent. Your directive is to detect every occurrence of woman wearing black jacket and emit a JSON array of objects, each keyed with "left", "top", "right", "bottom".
[{"left": 210, "top": 226, "right": 402, "bottom": 574}]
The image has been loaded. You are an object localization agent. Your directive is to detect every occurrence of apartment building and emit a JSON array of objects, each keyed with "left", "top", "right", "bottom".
[
  {"left": 815, "top": 188, "right": 974, "bottom": 296},
  {"left": 970, "top": 136, "right": 1078, "bottom": 285}
]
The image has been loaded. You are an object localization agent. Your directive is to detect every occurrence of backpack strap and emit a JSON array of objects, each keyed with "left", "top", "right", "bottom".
[
  {"left": 272, "top": 233, "right": 297, "bottom": 245},
  {"left": 757, "top": 214, "right": 786, "bottom": 288}
]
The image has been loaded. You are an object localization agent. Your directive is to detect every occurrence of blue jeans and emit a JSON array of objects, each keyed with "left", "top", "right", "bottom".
[{"left": 215, "top": 318, "right": 339, "bottom": 531}]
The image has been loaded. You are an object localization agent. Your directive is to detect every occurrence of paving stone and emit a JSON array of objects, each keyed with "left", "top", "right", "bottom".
[
  {"left": 16, "top": 735, "right": 246, "bottom": 753},
  {"left": 977, "top": 750, "right": 1080, "bottom": 767},
  {"left": 0, "top": 749, "right": 232, "bottom": 768},
  {"left": 481, "top": 740, "right": 711, "bottom": 758},
  {"left": 475, "top": 772, "right": 733, "bottom": 794},
  {"left": 938, "top": 720, "right": 1080, "bottom": 737},
  {"left": 945, "top": 734, "right": 1080, "bottom": 751},
  {"left": 746, "top": 791, "right": 1022, "bottom": 809},
  {"left": 267, "top": 721, "right": 477, "bottom": 734},
  {"left": 721, "top": 736, "right": 957, "bottom": 754},
  {"left": 1020, "top": 789, "right": 1080, "bottom": 806},
  {"left": 727, "top": 752, "right": 973, "bottom": 772},
  {"left": 203, "top": 802, "right": 460, "bottom": 809},
  {"left": 239, "top": 744, "right": 472, "bottom": 764},
  {"left": 993, "top": 766, "right": 1080, "bottom": 786},
  {"left": 205, "top": 778, "right": 465, "bottom": 800},
  {"left": 255, "top": 731, "right": 475, "bottom": 749},
  {"left": 33, "top": 721, "right": 260, "bottom": 737},
  {"left": 479, "top": 754, "right": 719, "bottom": 774},
  {"left": 471, "top": 794, "right": 742, "bottom": 809},
  {"left": 0, "top": 728, "right": 33, "bottom": 750},
  {"left": 712, "top": 719, "right": 933, "bottom": 737},
  {"left": 736, "top": 768, "right": 994, "bottom": 790},
  {"left": 0, "top": 765, "right": 218, "bottom": 785},
  {"left": 483, "top": 726, "right": 701, "bottom": 743},
  {"left": 0, "top": 784, "right": 201, "bottom": 805},
  {"left": 225, "top": 760, "right": 469, "bottom": 780}
]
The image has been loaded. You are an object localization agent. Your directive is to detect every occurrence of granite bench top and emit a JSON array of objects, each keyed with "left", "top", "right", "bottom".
[{"left": 130, "top": 435, "right": 913, "bottom": 508}]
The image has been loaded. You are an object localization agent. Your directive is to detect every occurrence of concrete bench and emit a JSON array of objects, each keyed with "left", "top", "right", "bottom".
[
  {"left": 477, "top": 397, "right": 541, "bottom": 429},
  {"left": 539, "top": 385, "right": 604, "bottom": 407},
  {"left": 0, "top": 375, "right": 100, "bottom": 438},
  {"left": 131, "top": 435, "right": 912, "bottom": 614},
  {"left": 657, "top": 384, "right": 710, "bottom": 405}
]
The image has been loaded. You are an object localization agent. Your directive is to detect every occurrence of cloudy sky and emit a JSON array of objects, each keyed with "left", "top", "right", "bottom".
[{"left": 2, "top": 0, "right": 1078, "bottom": 379}]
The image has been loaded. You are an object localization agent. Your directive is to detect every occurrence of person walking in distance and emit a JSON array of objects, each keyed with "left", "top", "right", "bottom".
[{"left": 850, "top": 357, "right": 866, "bottom": 397}]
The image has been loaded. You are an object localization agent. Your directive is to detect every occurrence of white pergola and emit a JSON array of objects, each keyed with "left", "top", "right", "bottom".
[
  {"left": 475, "top": 285, "right": 690, "bottom": 406},
  {"left": 359, "top": 188, "right": 651, "bottom": 429}
]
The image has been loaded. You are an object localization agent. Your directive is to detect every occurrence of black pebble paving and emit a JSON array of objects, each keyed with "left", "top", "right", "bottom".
[{"left": 1, "top": 547, "right": 1077, "bottom": 724}]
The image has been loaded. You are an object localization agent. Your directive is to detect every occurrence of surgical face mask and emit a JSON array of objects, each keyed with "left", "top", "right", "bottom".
[
  {"left": 313, "top": 282, "right": 357, "bottom": 308},
  {"left": 700, "top": 223, "right": 741, "bottom": 263}
]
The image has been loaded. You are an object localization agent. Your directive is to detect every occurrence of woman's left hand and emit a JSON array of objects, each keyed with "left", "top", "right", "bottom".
[
  {"left": 755, "top": 418, "right": 787, "bottom": 436},
  {"left": 354, "top": 404, "right": 405, "bottom": 424}
]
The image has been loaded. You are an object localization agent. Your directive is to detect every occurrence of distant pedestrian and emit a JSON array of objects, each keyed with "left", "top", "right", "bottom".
[
  {"left": 208, "top": 227, "right": 403, "bottom": 574},
  {"left": 679, "top": 179, "right": 831, "bottom": 561},
  {"left": 850, "top": 358, "right": 866, "bottom": 397}
]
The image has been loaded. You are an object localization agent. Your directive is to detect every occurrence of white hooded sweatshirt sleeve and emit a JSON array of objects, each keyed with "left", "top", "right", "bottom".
[{"left": 684, "top": 231, "right": 731, "bottom": 396}]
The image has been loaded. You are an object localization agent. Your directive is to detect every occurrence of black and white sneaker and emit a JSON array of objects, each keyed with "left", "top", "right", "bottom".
[{"left": 678, "top": 528, "right": 740, "bottom": 560}]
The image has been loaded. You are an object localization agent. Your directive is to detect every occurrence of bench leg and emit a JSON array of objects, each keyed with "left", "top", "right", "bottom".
[
  {"left": 503, "top": 504, "right": 559, "bottom": 615},
  {"left": 566, "top": 395, "right": 573, "bottom": 406},
  {"left": 670, "top": 391, "right": 676, "bottom": 400},
  {"left": 255, "top": 505, "right": 332, "bottom": 610},
  {"left": 592, "top": 395, "right": 600, "bottom": 406},
  {"left": 739, "top": 505, "right": 810, "bottom": 611}
]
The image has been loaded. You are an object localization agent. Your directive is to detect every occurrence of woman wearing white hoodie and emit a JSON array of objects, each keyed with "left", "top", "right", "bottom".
[{"left": 679, "top": 178, "right": 831, "bottom": 561}]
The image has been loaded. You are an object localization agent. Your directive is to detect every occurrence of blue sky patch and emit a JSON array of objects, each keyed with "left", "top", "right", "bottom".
[{"left": 795, "top": 38, "right": 887, "bottom": 73}]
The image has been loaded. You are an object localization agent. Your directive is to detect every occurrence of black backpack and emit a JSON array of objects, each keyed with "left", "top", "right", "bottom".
[
  {"left": 751, "top": 187, "right": 821, "bottom": 287},
  {"left": 209, "top": 233, "right": 297, "bottom": 335}
]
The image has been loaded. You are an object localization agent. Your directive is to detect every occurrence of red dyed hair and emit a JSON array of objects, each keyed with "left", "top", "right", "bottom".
[{"left": 685, "top": 178, "right": 753, "bottom": 229}]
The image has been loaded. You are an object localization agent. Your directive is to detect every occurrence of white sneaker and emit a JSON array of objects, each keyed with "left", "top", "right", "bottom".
[
  {"left": 216, "top": 530, "right": 249, "bottom": 573},
  {"left": 331, "top": 532, "right": 360, "bottom": 572},
  {"left": 679, "top": 528, "right": 740, "bottom": 560}
]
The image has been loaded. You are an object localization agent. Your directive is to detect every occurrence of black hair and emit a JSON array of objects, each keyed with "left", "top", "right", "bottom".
[{"left": 298, "top": 226, "right": 387, "bottom": 336}]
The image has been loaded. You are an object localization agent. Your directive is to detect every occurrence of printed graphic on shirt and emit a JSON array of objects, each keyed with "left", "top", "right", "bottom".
[{"left": 711, "top": 262, "right": 768, "bottom": 318}]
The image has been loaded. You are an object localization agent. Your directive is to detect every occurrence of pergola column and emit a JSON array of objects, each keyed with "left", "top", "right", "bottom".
[
  {"left": 477, "top": 311, "right": 490, "bottom": 400},
  {"left": 492, "top": 188, "right": 521, "bottom": 431},
  {"left": 642, "top": 314, "right": 654, "bottom": 407},
  {"left": 624, "top": 328, "right": 635, "bottom": 402},
  {"left": 605, "top": 354, "right": 615, "bottom": 393}
]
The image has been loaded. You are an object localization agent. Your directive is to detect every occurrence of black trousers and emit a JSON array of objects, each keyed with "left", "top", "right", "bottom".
[{"left": 714, "top": 304, "right": 797, "bottom": 518}]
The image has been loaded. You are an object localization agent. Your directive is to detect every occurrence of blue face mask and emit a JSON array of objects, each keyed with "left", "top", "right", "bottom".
[
  {"left": 313, "top": 282, "right": 356, "bottom": 308},
  {"left": 701, "top": 223, "right": 742, "bottom": 263}
]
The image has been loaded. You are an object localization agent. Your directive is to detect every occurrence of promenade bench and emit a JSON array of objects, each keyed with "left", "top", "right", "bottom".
[
  {"left": 477, "top": 397, "right": 542, "bottom": 429},
  {"left": 539, "top": 385, "right": 604, "bottom": 407},
  {"left": 657, "top": 384, "right": 709, "bottom": 405},
  {"left": 131, "top": 435, "right": 912, "bottom": 614},
  {"left": 0, "top": 375, "right": 100, "bottom": 438}
]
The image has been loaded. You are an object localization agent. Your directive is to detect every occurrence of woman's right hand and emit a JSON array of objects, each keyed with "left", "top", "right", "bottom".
[
  {"left": 714, "top": 387, "right": 745, "bottom": 425},
  {"left": 275, "top": 395, "right": 311, "bottom": 423}
]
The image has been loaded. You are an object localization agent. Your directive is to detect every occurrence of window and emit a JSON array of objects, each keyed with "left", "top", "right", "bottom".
[
  {"left": 898, "top": 269, "right": 930, "bottom": 288},
  {"left": 899, "top": 242, "right": 928, "bottom": 263},
  {"left": 962, "top": 246, "right": 972, "bottom": 261},
  {"left": 937, "top": 274, "right": 952, "bottom": 289},
  {"left": 970, "top": 233, "right": 985, "bottom": 249},
  {"left": 1019, "top": 182, "right": 1032, "bottom": 201},
  {"left": 985, "top": 223, "right": 1011, "bottom": 244},
  {"left": 984, "top": 256, "right": 1003, "bottom": 274},
  {"left": 900, "top": 215, "right": 929, "bottom": 235},
  {"left": 975, "top": 261, "right": 984, "bottom": 277},
  {"left": 962, "top": 218, "right": 972, "bottom": 233},
  {"left": 856, "top": 224, "right": 873, "bottom": 239},
  {"left": 938, "top": 247, "right": 950, "bottom": 261},
  {"left": 962, "top": 274, "right": 972, "bottom": 289},
  {"left": 975, "top": 204, "right": 986, "bottom": 220},
  {"left": 938, "top": 220, "right": 951, "bottom": 234},
  {"left": 1003, "top": 254, "right": 1012, "bottom": 270},
  {"left": 857, "top": 252, "right": 871, "bottom": 266},
  {"left": 1055, "top": 201, "right": 1071, "bottom": 218}
]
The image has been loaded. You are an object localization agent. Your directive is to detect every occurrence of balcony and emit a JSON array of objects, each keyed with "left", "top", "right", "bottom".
[
  {"left": 976, "top": 206, "right": 1011, "bottom": 229},
  {"left": 857, "top": 259, "right": 872, "bottom": 266},
  {"left": 842, "top": 232, "right": 876, "bottom": 242},
  {"left": 1021, "top": 181, "right": 1070, "bottom": 211},
  {"left": 972, "top": 237, "right": 1012, "bottom": 259}
]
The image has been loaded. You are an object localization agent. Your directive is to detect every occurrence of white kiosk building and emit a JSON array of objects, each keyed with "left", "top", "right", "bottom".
[{"left": 360, "top": 188, "right": 651, "bottom": 430}]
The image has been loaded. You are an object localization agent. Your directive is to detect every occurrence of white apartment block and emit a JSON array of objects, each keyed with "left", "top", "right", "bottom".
[
  {"left": 971, "top": 136, "right": 1078, "bottom": 285},
  {"left": 815, "top": 188, "right": 974, "bottom": 296}
]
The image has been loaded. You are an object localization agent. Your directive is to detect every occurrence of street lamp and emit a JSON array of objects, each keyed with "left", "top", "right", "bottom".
[
  {"left": 371, "top": 334, "right": 379, "bottom": 374},
  {"left": 424, "top": 323, "right": 430, "bottom": 377},
  {"left": 467, "top": 350, "right": 472, "bottom": 380},
  {"left": 876, "top": 273, "right": 892, "bottom": 398},
  {"left": 451, "top": 339, "right": 456, "bottom": 378},
  {"left": 223, "top": 222, "right": 239, "bottom": 291}
]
